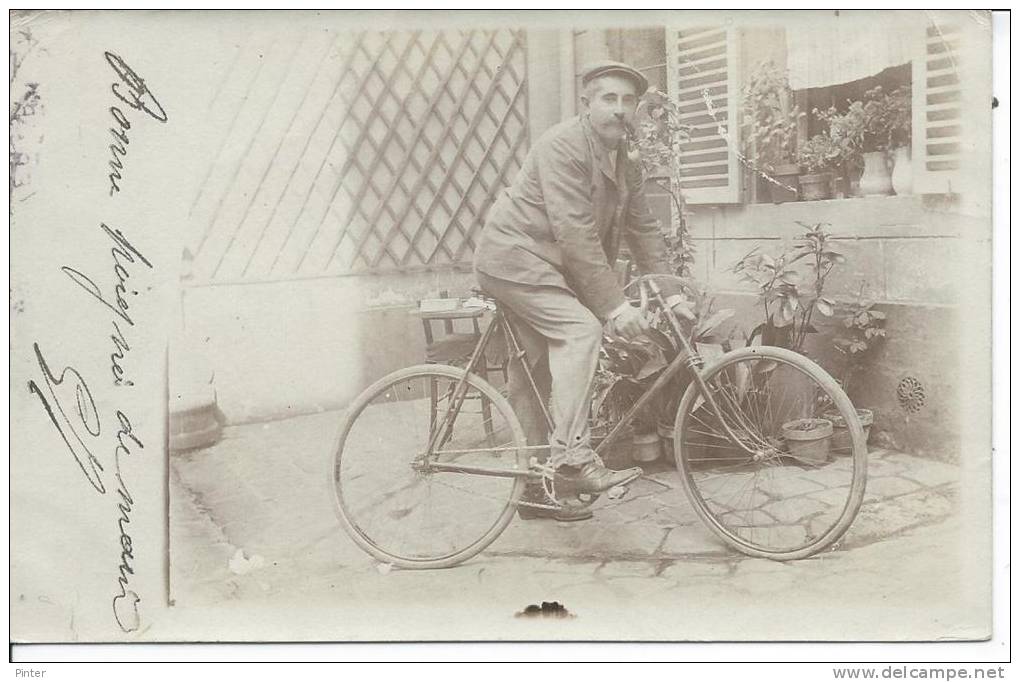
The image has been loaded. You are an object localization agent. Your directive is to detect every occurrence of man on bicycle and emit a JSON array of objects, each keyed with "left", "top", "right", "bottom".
[{"left": 474, "top": 60, "right": 688, "bottom": 520}]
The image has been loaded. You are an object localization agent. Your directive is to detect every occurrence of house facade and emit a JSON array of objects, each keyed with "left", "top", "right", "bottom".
[{"left": 175, "top": 12, "right": 990, "bottom": 462}]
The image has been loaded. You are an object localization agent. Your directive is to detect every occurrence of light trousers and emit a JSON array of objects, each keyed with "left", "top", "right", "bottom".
[{"left": 476, "top": 272, "right": 602, "bottom": 468}]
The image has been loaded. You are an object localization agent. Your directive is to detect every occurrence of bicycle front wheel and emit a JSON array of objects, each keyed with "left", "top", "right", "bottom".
[
  {"left": 332, "top": 364, "right": 527, "bottom": 569},
  {"left": 675, "top": 346, "right": 867, "bottom": 560}
]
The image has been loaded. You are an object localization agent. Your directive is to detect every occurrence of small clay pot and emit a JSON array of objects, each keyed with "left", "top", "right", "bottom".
[
  {"left": 781, "top": 418, "right": 833, "bottom": 464},
  {"left": 799, "top": 172, "right": 834, "bottom": 201},
  {"left": 823, "top": 408, "right": 874, "bottom": 455},
  {"left": 632, "top": 431, "right": 662, "bottom": 463}
]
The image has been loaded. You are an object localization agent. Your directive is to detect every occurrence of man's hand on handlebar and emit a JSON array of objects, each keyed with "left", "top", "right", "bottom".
[{"left": 608, "top": 303, "right": 649, "bottom": 341}]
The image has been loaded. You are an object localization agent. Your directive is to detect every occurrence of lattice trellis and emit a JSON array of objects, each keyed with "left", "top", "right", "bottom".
[{"left": 189, "top": 28, "right": 529, "bottom": 281}]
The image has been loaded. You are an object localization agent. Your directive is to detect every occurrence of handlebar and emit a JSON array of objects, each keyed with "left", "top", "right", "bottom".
[
  {"left": 622, "top": 273, "right": 695, "bottom": 295},
  {"left": 622, "top": 273, "right": 695, "bottom": 314}
]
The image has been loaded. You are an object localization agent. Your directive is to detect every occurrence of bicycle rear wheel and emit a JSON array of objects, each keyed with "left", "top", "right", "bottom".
[
  {"left": 675, "top": 346, "right": 867, "bottom": 560},
  {"left": 332, "top": 364, "right": 527, "bottom": 569}
]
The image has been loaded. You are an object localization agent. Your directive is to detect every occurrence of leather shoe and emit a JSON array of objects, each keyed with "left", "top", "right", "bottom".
[
  {"left": 562, "top": 461, "right": 643, "bottom": 494},
  {"left": 515, "top": 485, "right": 594, "bottom": 522}
]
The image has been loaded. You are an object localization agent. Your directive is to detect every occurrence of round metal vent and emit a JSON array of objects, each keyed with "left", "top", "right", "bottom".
[{"left": 896, "top": 376, "right": 926, "bottom": 413}]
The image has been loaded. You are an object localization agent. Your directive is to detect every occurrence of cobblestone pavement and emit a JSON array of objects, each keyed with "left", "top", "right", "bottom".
[{"left": 168, "top": 410, "right": 984, "bottom": 640}]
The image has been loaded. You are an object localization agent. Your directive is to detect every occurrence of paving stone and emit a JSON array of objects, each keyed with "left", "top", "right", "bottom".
[
  {"left": 735, "top": 556, "right": 794, "bottom": 573},
  {"left": 659, "top": 525, "right": 729, "bottom": 557},
  {"left": 170, "top": 409, "right": 967, "bottom": 612},
  {"left": 622, "top": 476, "right": 675, "bottom": 500},
  {"left": 761, "top": 496, "right": 829, "bottom": 525},
  {"left": 843, "top": 488, "right": 955, "bottom": 548},
  {"left": 612, "top": 495, "right": 671, "bottom": 521},
  {"left": 650, "top": 505, "right": 700, "bottom": 528},
  {"left": 824, "top": 455, "right": 855, "bottom": 470},
  {"left": 799, "top": 465, "right": 857, "bottom": 490},
  {"left": 862, "top": 457, "right": 908, "bottom": 477},
  {"left": 585, "top": 505, "right": 632, "bottom": 525},
  {"left": 649, "top": 486, "right": 700, "bottom": 513},
  {"left": 888, "top": 456, "right": 959, "bottom": 488},
  {"left": 805, "top": 486, "right": 855, "bottom": 508},
  {"left": 864, "top": 475, "right": 922, "bottom": 501},
  {"left": 492, "top": 520, "right": 668, "bottom": 560},
  {"left": 754, "top": 472, "right": 825, "bottom": 497},
  {"left": 658, "top": 559, "right": 732, "bottom": 581},
  {"left": 601, "top": 495, "right": 695, "bottom": 528},
  {"left": 645, "top": 470, "right": 682, "bottom": 487}
]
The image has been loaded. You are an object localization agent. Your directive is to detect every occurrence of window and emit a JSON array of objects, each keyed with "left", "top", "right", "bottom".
[{"left": 660, "top": 14, "right": 976, "bottom": 205}]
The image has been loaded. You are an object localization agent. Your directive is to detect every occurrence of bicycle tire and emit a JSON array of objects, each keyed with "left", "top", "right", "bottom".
[
  {"left": 674, "top": 346, "right": 867, "bottom": 560},
  {"left": 332, "top": 364, "right": 527, "bottom": 569}
]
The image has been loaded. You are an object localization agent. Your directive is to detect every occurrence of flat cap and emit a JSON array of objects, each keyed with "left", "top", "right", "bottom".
[{"left": 580, "top": 60, "right": 649, "bottom": 95}]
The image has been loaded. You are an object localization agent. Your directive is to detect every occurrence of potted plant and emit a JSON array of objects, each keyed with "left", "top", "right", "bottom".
[
  {"left": 823, "top": 283, "right": 888, "bottom": 452},
  {"left": 797, "top": 134, "right": 842, "bottom": 201},
  {"left": 741, "top": 60, "right": 803, "bottom": 203},
  {"left": 732, "top": 222, "right": 844, "bottom": 354},
  {"left": 884, "top": 86, "right": 913, "bottom": 195},
  {"left": 823, "top": 408, "right": 874, "bottom": 455},
  {"left": 816, "top": 86, "right": 911, "bottom": 197},
  {"left": 816, "top": 100, "right": 865, "bottom": 196},
  {"left": 781, "top": 417, "right": 833, "bottom": 464}
]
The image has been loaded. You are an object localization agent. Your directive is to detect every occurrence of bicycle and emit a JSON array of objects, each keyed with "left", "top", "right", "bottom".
[{"left": 331, "top": 274, "right": 868, "bottom": 569}]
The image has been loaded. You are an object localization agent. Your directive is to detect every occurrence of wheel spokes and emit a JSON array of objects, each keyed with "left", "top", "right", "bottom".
[{"left": 678, "top": 353, "right": 864, "bottom": 557}]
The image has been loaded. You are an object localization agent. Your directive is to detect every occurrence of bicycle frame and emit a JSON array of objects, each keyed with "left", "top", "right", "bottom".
[{"left": 423, "top": 279, "right": 757, "bottom": 480}]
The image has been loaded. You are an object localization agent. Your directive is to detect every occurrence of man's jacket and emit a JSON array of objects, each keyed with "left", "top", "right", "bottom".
[{"left": 474, "top": 115, "right": 675, "bottom": 321}]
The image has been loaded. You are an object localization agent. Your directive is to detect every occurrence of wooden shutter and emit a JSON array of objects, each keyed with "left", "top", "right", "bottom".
[
  {"left": 666, "top": 26, "right": 741, "bottom": 204},
  {"left": 912, "top": 18, "right": 964, "bottom": 194}
]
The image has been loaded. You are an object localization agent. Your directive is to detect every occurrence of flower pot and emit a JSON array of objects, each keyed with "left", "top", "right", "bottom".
[
  {"left": 781, "top": 418, "right": 833, "bottom": 464},
  {"left": 799, "top": 172, "right": 834, "bottom": 201},
  {"left": 859, "top": 151, "right": 893, "bottom": 196},
  {"left": 890, "top": 147, "right": 912, "bottom": 196},
  {"left": 823, "top": 408, "right": 874, "bottom": 455},
  {"left": 767, "top": 163, "right": 801, "bottom": 203},
  {"left": 632, "top": 430, "right": 662, "bottom": 463}
]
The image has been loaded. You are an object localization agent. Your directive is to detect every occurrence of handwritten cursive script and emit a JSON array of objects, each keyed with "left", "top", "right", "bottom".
[
  {"left": 28, "top": 344, "right": 106, "bottom": 493},
  {"left": 28, "top": 49, "right": 167, "bottom": 634},
  {"left": 61, "top": 223, "right": 153, "bottom": 385},
  {"left": 104, "top": 51, "right": 167, "bottom": 197},
  {"left": 28, "top": 345, "right": 146, "bottom": 633},
  {"left": 28, "top": 220, "right": 152, "bottom": 633}
]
